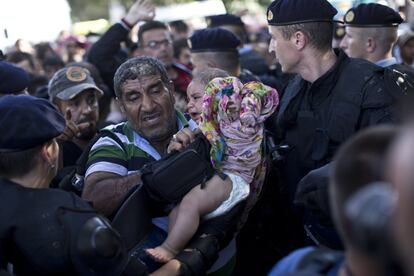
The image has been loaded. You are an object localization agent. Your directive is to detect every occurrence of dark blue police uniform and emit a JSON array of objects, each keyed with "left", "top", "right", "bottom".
[
  {"left": 267, "top": 0, "right": 401, "bottom": 201},
  {"left": 0, "top": 95, "right": 142, "bottom": 276}
]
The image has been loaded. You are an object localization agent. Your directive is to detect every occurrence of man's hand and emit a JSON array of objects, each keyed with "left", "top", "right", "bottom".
[
  {"left": 124, "top": 0, "right": 155, "bottom": 26},
  {"left": 57, "top": 109, "right": 91, "bottom": 142},
  {"left": 167, "top": 128, "right": 201, "bottom": 153}
]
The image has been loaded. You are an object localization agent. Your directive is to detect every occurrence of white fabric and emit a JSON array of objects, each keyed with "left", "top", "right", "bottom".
[{"left": 204, "top": 172, "right": 250, "bottom": 220}]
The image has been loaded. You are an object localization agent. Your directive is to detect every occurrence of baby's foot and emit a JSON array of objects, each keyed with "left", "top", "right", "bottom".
[{"left": 146, "top": 245, "right": 176, "bottom": 263}]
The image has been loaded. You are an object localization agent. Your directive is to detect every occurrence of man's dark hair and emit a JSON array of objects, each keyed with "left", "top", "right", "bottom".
[
  {"left": 113, "top": 56, "right": 170, "bottom": 99},
  {"left": 330, "top": 126, "right": 397, "bottom": 244},
  {"left": 279, "top": 22, "right": 334, "bottom": 52},
  {"left": 138, "top": 21, "right": 169, "bottom": 47},
  {"left": 194, "top": 52, "right": 239, "bottom": 76},
  {"left": 169, "top": 20, "right": 189, "bottom": 34},
  {"left": 0, "top": 146, "right": 42, "bottom": 178}
]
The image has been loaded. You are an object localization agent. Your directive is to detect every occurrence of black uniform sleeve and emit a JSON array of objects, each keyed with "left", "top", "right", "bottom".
[
  {"left": 358, "top": 74, "right": 398, "bottom": 128},
  {"left": 86, "top": 23, "right": 130, "bottom": 94}
]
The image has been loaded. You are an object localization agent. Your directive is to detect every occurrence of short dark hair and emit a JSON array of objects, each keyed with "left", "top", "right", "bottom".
[
  {"left": 169, "top": 20, "right": 189, "bottom": 34},
  {"left": 278, "top": 22, "right": 333, "bottom": 52},
  {"left": 0, "top": 146, "right": 42, "bottom": 178},
  {"left": 192, "top": 68, "right": 229, "bottom": 87},
  {"left": 330, "top": 126, "right": 397, "bottom": 244},
  {"left": 138, "top": 21, "right": 169, "bottom": 47},
  {"left": 113, "top": 56, "right": 170, "bottom": 98},
  {"left": 194, "top": 52, "right": 239, "bottom": 75}
]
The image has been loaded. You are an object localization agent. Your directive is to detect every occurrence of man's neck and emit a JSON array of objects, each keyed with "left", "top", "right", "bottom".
[
  {"left": 299, "top": 49, "right": 337, "bottom": 83},
  {"left": 368, "top": 50, "right": 393, "bottom": 64},
  {"left": 151, "top": 139, "right": 172, "bottom": 157}
]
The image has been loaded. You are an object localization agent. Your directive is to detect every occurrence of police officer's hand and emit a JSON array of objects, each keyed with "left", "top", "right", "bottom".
[
  {"left": 167, "top": 128, "right": 201, "bottom": 153},
  {"left": 124, "top": 0, "right": 155, "bottom": 26},
  {"left": 57, "top": 109, "right": 91, "bottom": 142}
]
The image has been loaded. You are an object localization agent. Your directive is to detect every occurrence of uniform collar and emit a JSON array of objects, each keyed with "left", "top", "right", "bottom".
[{"left": 375, "top": 57, "right": 397, "bottom": 67}]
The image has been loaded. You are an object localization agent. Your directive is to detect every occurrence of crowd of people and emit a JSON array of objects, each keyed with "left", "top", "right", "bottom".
[{"left": 1, "top": 0, "right": 414, "bottom": 275}]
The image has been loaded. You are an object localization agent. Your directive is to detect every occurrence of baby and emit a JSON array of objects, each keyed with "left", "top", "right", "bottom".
[{"left": 146, "top": 77, "right": 279, "bottom": 262}]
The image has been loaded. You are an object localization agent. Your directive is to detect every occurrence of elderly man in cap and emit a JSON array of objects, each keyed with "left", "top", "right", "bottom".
[
  {"left": 189, "top": 27, "right": 258, "bottom": 84},
  {"left": 48, "top": 66, "right": 103, "bottom": 187},
  {"left": 340, "top": 3, "right": 414, "bottom": 79},
  {"left": 0, "top": 60, "right": 30, "bottom": 96},
  {"left": 266, "top": 0, "right": 403, "bottom": 203}
]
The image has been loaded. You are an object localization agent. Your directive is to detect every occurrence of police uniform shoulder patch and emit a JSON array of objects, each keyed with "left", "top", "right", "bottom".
[
  {"left": 267, "top": 10, "right": 273, "bottom": 21},
  {"left": 66, "top": 67, "right": 87, "bottom": 82},
  {"left": 345, "top": 10, "right": 354, "bottom": 23}
]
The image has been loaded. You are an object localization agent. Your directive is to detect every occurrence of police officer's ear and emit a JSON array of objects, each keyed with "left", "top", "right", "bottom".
[
  {"left": 293, "top": 31, "right": 307, "bottom": 51},
  {"left": 40, "top": 139, "right": 59, "bottom": 169},
  {"left": 366, "top": 36, "right": 376, "bottom": 53}
]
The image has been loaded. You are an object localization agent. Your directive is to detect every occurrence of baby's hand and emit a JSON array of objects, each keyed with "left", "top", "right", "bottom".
[{"left": 167, "top": 128, "right": 201, "bottom": 153}]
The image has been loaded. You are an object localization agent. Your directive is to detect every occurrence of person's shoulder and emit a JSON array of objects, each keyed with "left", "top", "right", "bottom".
[
  {"left": 341, "top": 56, "right": 381, "bottom": 77},
  {"left": 269, "top": 246, "right": 344, "bottom": 276},
  {"left": 268, "top": 247, "right": 316, "bottom": 276}
]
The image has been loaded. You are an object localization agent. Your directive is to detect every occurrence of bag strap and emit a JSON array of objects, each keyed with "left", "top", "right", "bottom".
[{"left": 75, "top": 129, "right": 127, "bottom": 176}]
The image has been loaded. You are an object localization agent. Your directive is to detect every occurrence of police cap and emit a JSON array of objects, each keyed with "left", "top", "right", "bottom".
[
  {"left": 189, "top": 28, "right": 240, "bottom": 53},
  {"left": 0, "top": 95, "right": 66, "bottom": 152},
  {"left": 0, "top": 61, "right": 30, "bottom": 94},
  {"left": 207, "top": 14, "right": 244, "bottom": 28},
  {"left": 267, "top": 0, "right": 338, "bottom": 26},
  {"left": 344, "top": 3, "right": 403, "bottom": 27}
]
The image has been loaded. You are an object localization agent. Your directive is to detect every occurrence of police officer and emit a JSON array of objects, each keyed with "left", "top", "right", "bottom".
[
  {"left": 189, "top": 27, "right": 259, "bottom": 84},
  {"left": 267, "top": 0, "right": 399, "bottom": 202},
  {"left": 340, "top": 3, "right": 414, "bottom": 79},
  {"left": 0, "top": 60, "right": 30, "bottom": 96},
  {"left": 0, "top": 95, "right": 146, "bottom": 275},
  {"left": 207, "top": 14, "right": 270, "bottom": 77}
]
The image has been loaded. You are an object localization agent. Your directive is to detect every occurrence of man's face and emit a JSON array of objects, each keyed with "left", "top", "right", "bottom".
[
  {"left": 340, "top": 27, "right": 367, "bottom": 59},
  {"left": 140, "top": 29, "right": 174, "bottom": 66},
  {"left": 118, "top": 74, "right": 176, "bottom": 142},
  {"left": 186, "top": 80, "right": 205, "bottom": 124},
  {"left": 57, "top": 89, "right": 99, "bottom": 141},
  {"left": 268, "top": 26, "right": 299, "bottom": 73}
]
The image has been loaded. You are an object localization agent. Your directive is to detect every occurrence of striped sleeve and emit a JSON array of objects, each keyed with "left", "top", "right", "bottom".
[{"left": 85, "top": 135, "right": 128, "bottom": 178}]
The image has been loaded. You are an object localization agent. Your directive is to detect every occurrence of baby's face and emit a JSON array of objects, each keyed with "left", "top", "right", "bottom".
[{"left": 186, "top": 81, "right": 205, "bottom": 124}]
